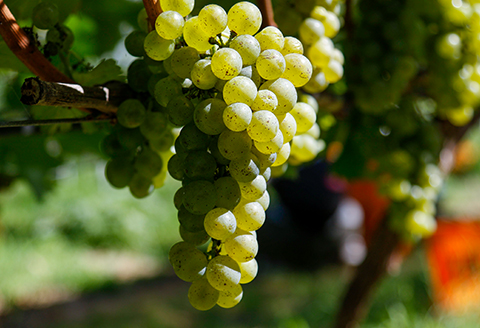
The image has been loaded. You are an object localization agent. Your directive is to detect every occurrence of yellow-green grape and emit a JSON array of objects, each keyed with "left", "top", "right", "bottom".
[
  {"left": 302, "top": 68, "right": 329, "bottom": 93},
  {"left": 184, "top": 16, "right": 212, "bottom": 52},
  {"left": 223, "top": 76, "right": 257, "bottom": 106},
  {"left": 251, "top": 65, "right": 262, "bottom": 88},
  {"left": 247, "top": 110, "right": 279, "bottom": 142},
  {"left": 179, "top": 225, "right": 210, "bottom": 246},
  {"left": 171, "top": 47, "right": 200, "bottom": 79},
  {"left": 134, "top": 148, "right": 164, "bottom": 179},
  {"left": 223, "top": 103, "right": 253, "bottom": 132},
  {"left": 299, "top": 93, "right": 319, "bottom": 113},
  {"left": 206, "top": 255, "right": 241, "bottom": 291},
  {"left": 256, "top": 191, "right": 270, "bottom": 210},
  {"left": 224, "top": 228, "right": 258, "bottom": 262},
  {"left": 238, "top": 175, "right": 267, "bottom": 200},
  {"left": 255, "top": 26, "right": 285, "bottom": 52},
  {"left": 218, "top": 129, "right": 252, "bottom": 160},
  {"left": 260, "top": 78, "right": 297, "bottom": 115},
  {"left": 252, "top": 147, "right": 277, "bottom": 169},
  {"left": 204, "top": 208, "right": 237, "bottom": 241},
  {"left": 169, "top": 241, "right": 208, "bottom": 282},
  {"left": 436, "top": 33, "right": 461, "bottom": 59},
  {"left": 310, "top": 6, "right": 340, "bottom": 38},
  {"left": 278, "top": 112, "right": 297, "bottom": 143},
  {"left": 155, "top": 11, "right": 185, "bottom": 40},
  {"left": 211, "top": 48, "right": 243, "bottom": 80},
  {"left": 238, "top": 259, "right": 258, "bottom": 284},
  {"left": 332, "top": 48, "right": 344, "bottom": 65},
  {"left": 194, "top": 98, "right": 227, "bottom": 135},
  {"left": 191, "top": 59, "right": 218, "bottom": 90},
  {"left": 307, "top": 37, "right": 334, "bottom": 68},
  {"left": 254, "top": 128, "right": 283, "bottom": 154},
  {"left": 188, "top": 276, "right": 219, "bottom": 311},
  {"left": 290, "top": 135, "right": 323, "bottom": 162},
  {"left": 144, "top": 31, "right": 175, "bottom": 61},
  {"left": 323, "top": 59, "right": 344, "bottom": 83},
  {"left": 217, "top": 284, "right": 243, "bottom": 308},
  {"left": 229, "top": 154, "right": 260, "bottom": 182},
  {"left": 227, "top": 1, "right": 262, "bottom": 35},
  {"left": 198, "top": 4, "right": 228, "bottom": 36},
  {"left": 271, "top": 163, "right": 288, "bottom": 177},
  {"left": 445, "top": 105, "right": 474, "bottom": 126},
  {"left": 256, "top": 49, "right": 286, "bottom": 80},
  {"left": 305, "top": 122, "right": 320, "bottom": 139},
  {"left": 291, "top": 102, "right": 316, "bottom": 134},
  {"left": 160, "top": 0, "right": 194, "bottom": 17},
  {"left": 405, "top": 210, "right": 437, "bottom": 237},
  {"left": 281, "top": 36, "right": 304, "bottom": 55},
  {"left": 299, "top": 18, "right": 325, "bottom": 45},
  {"left": 271, "top": 142, "right": 290, "bottom": 167},
  {"left": 233, "top": 199, "right": 265, "bottom": 231},
  {"left": 387, "top": 179, "right": 411, "bottom": 201},
  {"left": 117, "top": 99, "right": 146, "bottom": 128},
  {"left": 214, "top": 177, "right": 242, "bottom": 210},
  {"left": 281, "top": 53, "right": 313, "bottom": 87},
  {"left": 251, "top": 90, "right": 278, "bottom": 112},
  {"left": 183, "top": 180, "right": 217, "bottom": 215},
  {"left": 229, "top": 34, "right": 261, "bottom": 66}
]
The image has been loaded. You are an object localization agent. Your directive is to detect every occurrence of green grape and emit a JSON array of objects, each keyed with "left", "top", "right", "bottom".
[
  {"left": 227, "top": 1, "right": 262, "bottom": 35},
  {"left": 117, "top": 99, "right": 146, "bottom": 129},
  {"left": 255, "top": 26, "right": 285, "bottom": 52},
  {"left": 290, "top": 135, "right": 322, "bottom": 163},
  {"left": 178, "top": 206, "right": 206, "bottom": 232},
  {"left": 144, "top": 30, "right": 175, "bottom": 61},
  {"left": 167, "top": 96, "right": 195, "bottom": 126},
  {"left": 230, "top": 35, "right": 261, "bottom": 67},
  {"left": 211, "top": 48, "right": 243, "bottom": 80},
  {"left": 238, "top": 258, "right": 258, "bottom": 284},
  {"left": 188, "top": 276, "right": 219, "bottom": 311},
  {"left": 180, "top": 225, "right": 210, "bottom": 246},
  {"left": 223, "top": 103, "right": 253, "bottom": 132},
  {"left": 194, "top": 98, "right": 227, "bottom": 135},
  {"left": 160, "top": 0, "right": 194, "bottom": 17},
  {"left": 184, "top": 150, "right": 217, "bottom": 181},
  {"left": 251, "top": 90, "right": 278, "bottom": 112},
  {"left": 299, "top": 93, "right": 319, "bottom": 113},
  {"left": 250, "top": 65, "right": 263, "bottom": 88},
  {"left": 137, "top": 8, "right": 149, "bottom": 32},
  {"left": 148, "top": 73, "right": 167, "bottom": 96},
  {"left": 171, "top": 47, "right": 200, "bottom": 79},
  {"left": 178, "top": 122, "right": 210, "bottom": 151},
  {"left": 307, "top": 37, "right": 334, "bottom": 68},
  {"left": 100, "top": 133, "right": 133, "bottom": 159},
  {"left": 256, "top": 49, "right": 286, "bottom": 80},
  {"left": 233, "top": 200, "right": 265, "bottom": 231},
  {"left": 183, "top": 180, "right": 217, "bottom": 215},
  {"left": 168, "top": 153, "right": 186, "bottom": 181},
  {"left": 184, "top": 16, "right": 212, "bottom": 52},
  {"left": 299, "top": 18, "right": 325, "bottom": 45},
  {"left": 271, "top": 142, "right": 290, "bottom": 167},
  {"left": 223, "top": 76, "right": 257, "bottom": 106},
  {"left": 256, "top": 190, "right": 270, "bottom": 210},
  {"left": 154, "top": 76, "right": 183, "bottom": 107},
  {"left": 139, "top": 111, "right": 169, "bottom": 140},
  {"left": 191, "top": 59, "right": 218, "bottom": 90},
  {"left": 254, "top": 128, "right": 283, "bottom": 154},
  {"left": 224, "top": 228, "right": 258, "bottom": 262},
  {"left": 302, "top": 68, "right": 329, "bottom": 94},
  {"left": 278, "top": 112, "right": 297, "bottom": 143},
  {"left": 247, "top": 110, "right": 279, "bottom": 142},
  {"left": 281, "top": 36, "right": 304, "bottom": 55},
  {"left": 117, "top": 126, "right": 145, "bottom": 151},
  {"left": 32, "top": 1, "right": 59, "bottom": 30},
  {"left": 323, "top": 59, "right": 344, "bottom": 83},
  {"left": 155, "top": 11, "right": 185, "bottom": 40},
  {"left": 209, "top": 136, "right": 230, "bottom": 165},
  {"left": 291, "top": 102, "right": 316, "bottom": 134},
  {"left": 214, "top": 177, "right": 241, "bottom": 210},
  {"left": 217, "top": 130, "right": 252, "bottom": 160},
  {"left": 206, "top": 255, "right": 241, "bottom": 291},
  {"left": 129, "top": 173, "right": 154, "bottom": 198},
  {"left": 311, "top": 7, "right": 340, "bottom": 38},
  {"left": 169, "top": 241, "right": 207, "bottom": 282},
  {"left": 217, "top": 284, "right": 243, "bottom": 308},
  {"left": 229, "top": 154, "right": 260, "bottom": 182},
  {"left": 238, "top": 175, "right": 266, "bottom": 200},
  {"left": 281, "top": 54, "right": 312, "bottom": 87},
  {"left": 125, "top": 30, "right": 146, "bottom": 57},
  {"left": 105, "top": 157, "right": 135, "bottom": 189},
  {"left": 204, "top": 208, "right": 237, "bottom": 241},
  {"left": 251, "top": 146, "right": 277, "bottom": 169},
  {"left": 198, "top": 4, "right": 228, "bottom": 36},
  {"left": 128, "top": 59, "right": 152, "bottom": 92},
  {"left": 174, "top": 187, "right": 184, "bottom": 210},
  {"left": 134, "top": 147, "right": 164, "bottom": 178},
  {"left": 260, "top": 78, "right": 297, "bottom": 115}
]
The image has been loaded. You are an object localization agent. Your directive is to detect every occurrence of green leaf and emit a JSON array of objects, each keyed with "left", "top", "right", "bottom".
[{"left": 72, "top": 59, "right": 125, "bottom": 87}]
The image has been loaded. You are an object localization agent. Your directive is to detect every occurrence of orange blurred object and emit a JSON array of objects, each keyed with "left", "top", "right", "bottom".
[
  {"left": 426, "top": 219, "right": 480, "bottom": 313},
  {"left": 453, "top": 140, "right": 479, "bottom": 173}
]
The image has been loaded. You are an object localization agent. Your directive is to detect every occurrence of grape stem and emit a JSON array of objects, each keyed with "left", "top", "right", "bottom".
[
  {"left": 142, "top": 0, "right": 162, "bottom": 32},
  {"left": 0, "top": 0, "right": 74, "bottom": 84},
  {"left": 258, "top": 0, "right": 277, "bottom": 28},
  {"left": 20, "top": 77, "right": 134, "bottom": 114}
]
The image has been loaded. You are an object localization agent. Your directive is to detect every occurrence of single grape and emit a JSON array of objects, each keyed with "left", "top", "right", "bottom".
[
  {"left": 271, "top": 142, "right": 290, "bottom": 167},
  {"left": 211, "top": 48, "right": 243, "bottom": 80},
  {"left": 238, "top": 259, "right": 258, "bottom": 284},
  {"left": 117, "top": 99, "right": 146, "bottom": 128},
  {"left": 233, "top": 200, "right": 265, "bottom": 231},
  {"left": 247, "top": 110, "right": 279, "bottom": 142},
  {"left": 214, "top": 177, "right": 241, "bottom": 210},
  {"left": 251, "top": 90, "right": 278, "bottom": 112},
  {"left": 128, "top": 59, "right": 152, "bottom": 92},
  {"left": 171, "top": 47, "right": 200, "bottom": 79},
  {"left": 168, "top": 154, "right": 186, "bottom": 181},
  {"left": 180, "top": 225, "right": 210, "bottom": 246},
  {"left": 302, "top": 68, "right": 329, "bottom": 93},
  {"left": 260, "top": 78, "right": 297, "bottom": 115},
  {"left": 144, "top": 31, "right": 175, "bottom": 61},
  {"left": 191, "top": 59, "right": 218, "bottom": 90},
  {"left": 307, "top": 37, "right": 334, "bottom": 68},
  {"left": 291, "top": 102, "right": 316, "bottom": 134},
  {"left": 167, "top": 96, "right": 195, "bottom": 127},
  {"left": 139, "top": 111, "right": 169, "bottom": 140},
  {"left": 32, "top": 1, "right": 59, "bottom": 30},
  {"left": 169, "top": 241, "right": 207, "bottom": 282},
  {"left": 224, "top": 229, "right": 258, "bottom": 262},
  {"left": 256, "top": 190, "right": 270, "bottom": 210},
  {"left": 217, "top": 284, "right": 243, "bottom": 308},
  {"left": 178, "top": 122, "right": 210, "bottom": 151},
  {"left": 174, "top": 187, "right": 185, "bottom": 210},
  {"left": 323, "top": 59, "right": 344, "bottom": 83},
  {"left": 188, "top": 277, "right": 219, "bottom": 311},
  {"left": 124, "top": 30, "right": 146, "bottom": 57},
  {"left": 223, "top": 102, "right": 253, "bottom": 132},
  {"left": 160, "top": 0, "right": 194, "bottom": 17},
  {"left": 254, "top": 128, "right": 283, "bottom": 154},
  {"left": 281, "top": 53, "right": 313, "bottom": 87},
  {"left": 183, "top": 180, "right": 217, "bottom": 215},
  {"left": 217, "top": 130, "right": 252, "bottom": 160},
  {"left": 229, "top": 154, "right": 260, "bottom": 182},
  {"left": 204, "top": 208, "right": 237, "bottom": 241},
  {"left": 129, "top": 173, "right": 154, "bottom": 198},
  {"left": 238, "top": 175, "right": 267, "bottom": 200},
  {"left": 184, "top": 16, "right": 212, "bottom": 52},
  {"left": 178, "top": 206, "right": 206, "bottom": 232},
  {"left": 206, "top": 255, "right": 241, "bottom": 291},
  {"left": 154, "top": 76, "right": 183, "bottom": 107},
  {"left": 105, "top": 158, "right": 135, "bottom": 189},
  {"left": 194, "top": 98, "right": 227, "bottom": 135},
  {"left": 229, "top": 35, "right": 261, "bottom": 67},
  {"left": 255, "top": 26, "right": 285, "bottom": 52},
  {"left": 299, "top": 18, "right": 325, "bottom": 45},
  {"left": 227, "top": 2, "right": 262, "bottom": 35},
  {"left": 198, "top": 4, "right": 228, "bottom": 35},
  {"left": 223, "top": 76, "right": 257, "bottom": 106},
  {"left": 278, "top": 112, "right": 297, "bottom": 143},
  {"left": 256, "top": 49, "right": 286, "bottom": 80},
  {"left": 155, "top": 11, "right": 185, "bottom": 40},
  {"left": 184, "top": 150, "right": 217, "bottom": 181},
  {"left": 281, "top": 36, "right": 304, "bottom": 55}
]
